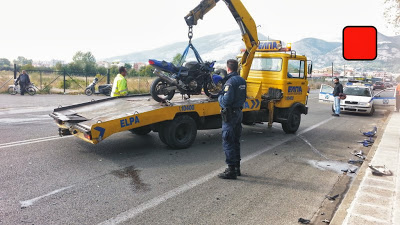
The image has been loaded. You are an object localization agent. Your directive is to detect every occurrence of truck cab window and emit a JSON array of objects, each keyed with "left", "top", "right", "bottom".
[
  {"left": 288, "top": 60, "right": 305, "bottom": 79},
  {"left": 250, "top": 58, "right": 282, "bottom": 72}
]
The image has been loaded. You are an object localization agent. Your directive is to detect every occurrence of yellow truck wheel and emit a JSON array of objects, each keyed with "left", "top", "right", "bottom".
[
  {"left": 281, "top": 109, "right": 301, "bottom": 134},
  {"left": 161, "top": 115, "right": 197, "bottom": 149}
]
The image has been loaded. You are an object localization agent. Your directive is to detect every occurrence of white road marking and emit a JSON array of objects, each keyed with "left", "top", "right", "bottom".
[
  {"left": 298, "top": 135, "right": 329, "bottom": 159},
  {"left": 20, "top": 185, "right": 74, "bottom": 208},
  {"left": 98, "top": 117, "right": 335, "bottom": 225},
  {"left": 0, "top": 135, "right": 73, "bottom": 149}
]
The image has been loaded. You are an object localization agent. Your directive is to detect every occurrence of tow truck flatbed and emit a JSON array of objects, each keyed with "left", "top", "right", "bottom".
[{"left": 50, "top": 82, "right": 263, "bottom": 148}]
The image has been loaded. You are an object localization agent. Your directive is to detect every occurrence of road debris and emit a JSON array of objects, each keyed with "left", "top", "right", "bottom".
[
  {"left": 360, "top": 126, "right": 377, "bottom": 137},
  {"left": 351, "top": 150, "right": 366, "bottom": 159},
  {"left": 298, "top": 218, "right": 310, "bottom": 224},
  {"left": 322, "top": 219, "right": 330, "bottom": 223},
  {"left": 348, "top": 159, "right": 364, "bottom": 164},
  {"left": 369, "top": 165, "right": 393, "bottom": 176},
  {"left": 325, "top": 194, "right": 339, "bottom": 201}
]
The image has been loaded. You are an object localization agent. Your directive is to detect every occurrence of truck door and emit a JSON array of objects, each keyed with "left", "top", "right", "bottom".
[
  {"left": 286, "top": 59, "right": 307, "bottom": 105},
  {"left": 319, "top": 84, "right": 334, "bottom": 103},
  {"left": 373, "top": 89, "right": 396, "bottom": 109}
]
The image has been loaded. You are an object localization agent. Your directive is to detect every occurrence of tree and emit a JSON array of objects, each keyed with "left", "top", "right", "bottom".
[
  {"left": 13, "top": 56, "right": 32, "bottom": 66},
  {"left": 384, "top": 0, "right": 400, "bottom": 34},
  {"left": 70, "top": 51, "right": 97, "bottom": 74},
  {"left": 0, "top": 58, "right": 11, "bottom": 67},
  {"left": 172, "top": 53, "right": 183, "bottom": 66},
  {"left": 396, "top": 75, "right": 400, "bottom": 83},
  {"left": 138, "top": 65, "right": 154, "bottom": 77},
  {"left": 124, "top": 63, "right": 132, "bottom": 70}
]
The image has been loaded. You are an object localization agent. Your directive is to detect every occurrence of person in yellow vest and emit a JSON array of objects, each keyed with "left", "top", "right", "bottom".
[
  {"left": 395, "top": 83, "right": 400, "bottom": 111},
  {"left": 111, "top": 66, "right": 128, "bottom": 97}
]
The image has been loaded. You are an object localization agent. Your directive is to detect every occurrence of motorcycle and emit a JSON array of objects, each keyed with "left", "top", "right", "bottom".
[
  {"left": 85, "top": 77, "right": 112, "bottom": 96},
  {"left": 148, "top": 59, "right": 225, "bottom": 102},
  {"left": 8, "top": 80, "right": 38, "bottom": 95}
]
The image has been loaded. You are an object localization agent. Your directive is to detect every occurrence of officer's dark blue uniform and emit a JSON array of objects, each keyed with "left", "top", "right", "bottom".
[{"left": 218, "top": 71, "right": 246, "bottom": 178}]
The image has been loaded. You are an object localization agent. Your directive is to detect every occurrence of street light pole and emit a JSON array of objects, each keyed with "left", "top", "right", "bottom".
[{"left": 332, "top": 62, "right": 333, "bottom": 78}]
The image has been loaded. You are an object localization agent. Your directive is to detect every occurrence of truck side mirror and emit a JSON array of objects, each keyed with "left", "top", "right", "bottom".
[{"left": 308, "top": 63, "right": 313, "bottom": 75}]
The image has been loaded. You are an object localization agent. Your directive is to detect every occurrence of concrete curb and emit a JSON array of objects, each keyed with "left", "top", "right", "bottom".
[{"left": 330, "top": 111, "right": 392, "bottom": 225}]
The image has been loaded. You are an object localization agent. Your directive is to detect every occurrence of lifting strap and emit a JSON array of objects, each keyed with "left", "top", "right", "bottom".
[{"left": 176, "top": 26, "right": 204, "bottom": 77}]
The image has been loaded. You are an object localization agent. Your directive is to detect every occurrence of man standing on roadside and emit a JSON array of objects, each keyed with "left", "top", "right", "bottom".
[
  {"left": 15, "top": 70, "right": 30, "bottom": 95},
  {"left": 395, "top": 83, "right": 400, "bottom": 112},
  {"left": 218, "top": 59, "right": 247, "bottom": 180},
  {"left": 332, "top": 77, "right": 343, "bottom": 117},
  {"left": 111, "top": 66, "right": 128, "bottom": 97}
]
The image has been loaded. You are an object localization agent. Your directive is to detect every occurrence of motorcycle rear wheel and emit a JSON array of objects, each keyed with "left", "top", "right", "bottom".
[
  {"left": 203, "top": 81, "right": 222, "bottom": 99},
  {"left": 150, "top": 77, "right": 175, "bottom": 102},
  {"left": 27, "top": 87, "right": 36, "bottom": 96}
]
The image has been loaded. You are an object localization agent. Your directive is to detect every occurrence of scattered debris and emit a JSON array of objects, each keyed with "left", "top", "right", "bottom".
[
  {"left": 351, "top": 150, "right": 366, "bottom": 160},
  {"left": 298, "top": 218, "right": 310, "bottom": 224},
  {"left": 369, "top": 165, "right": 393, "bottom": 176},
  {"left": 341, "top": 169, "right": 348, "bottom": 173},
  {"left": 321, "top": 212, "right": 325, "bottom": 215},
  {"left": 349, "top": 168, "right": 357, "bottom": 173},
  {"left": 322, "top": 219, "right": 330, "bottom": 223},
  {"left": 360, "top": 126, "right": 377, "bottom": 137},
  {"left": 348, "top": 159, "right": 364, "bottom": 164},
  {"left": 252, "top": 131, "right": 263, "bottom": 134},
  {"left": 325, "top": 194, "right": 339, "bottom": 201}
]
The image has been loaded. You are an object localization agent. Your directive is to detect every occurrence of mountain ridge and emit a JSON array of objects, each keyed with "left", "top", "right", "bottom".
[{"left": 104, "top": 30, "right": 400, "bottom": 72}]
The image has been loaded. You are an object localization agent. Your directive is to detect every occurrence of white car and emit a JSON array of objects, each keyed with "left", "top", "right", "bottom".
[
  {"left": 340, "top": 85, "right": 374, "bottom": 115},
  {"left": 319, "top": 84, "right": 396, "bottom": 115}
]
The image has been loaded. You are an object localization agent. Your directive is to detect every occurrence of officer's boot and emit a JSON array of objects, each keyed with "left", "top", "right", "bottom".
[
  {"left": 235, "top": 163, "right": 241, "bottom": 176},
  {"left": 218, "top": 165, "right": 237, "bottom": 179}
]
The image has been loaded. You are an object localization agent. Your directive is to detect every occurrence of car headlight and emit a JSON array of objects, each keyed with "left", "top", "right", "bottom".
[{"left": 359, "top": 102, "right": 370, "bottom": 106}]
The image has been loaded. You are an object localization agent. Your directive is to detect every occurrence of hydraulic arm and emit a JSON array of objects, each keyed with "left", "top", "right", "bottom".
[{"left": 184, "top": 0, "right": 259, "bottom": 80}]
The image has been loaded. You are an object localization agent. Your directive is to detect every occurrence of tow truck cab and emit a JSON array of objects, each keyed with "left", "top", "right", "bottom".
[{"left": 239, "top": 40, "right": 310, "bottom": 132}]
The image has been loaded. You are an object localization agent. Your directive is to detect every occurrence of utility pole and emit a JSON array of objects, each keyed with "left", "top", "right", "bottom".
[{"left": 331, "top": 62, "right": 333, "bottom": 78}]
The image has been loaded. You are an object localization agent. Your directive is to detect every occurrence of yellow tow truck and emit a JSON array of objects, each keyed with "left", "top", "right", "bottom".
[{"left": 50, "top": 0, "right": 311, "bottom": 149}]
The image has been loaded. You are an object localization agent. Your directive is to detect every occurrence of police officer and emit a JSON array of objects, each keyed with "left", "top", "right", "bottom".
[
  {"left": 111, "top": 66, "right": 128, "bottom": 97},
  {"left": 15, "top": 70, "right": 31, "bottom": 95},
  {"left": 218, "top": 59, "right": 247, "bottom": 179}
]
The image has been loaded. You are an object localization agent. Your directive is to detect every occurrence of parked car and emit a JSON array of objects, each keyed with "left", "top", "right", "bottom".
[
  {"left": 384, "top": 82, "right": 393, "bottom": 88},
  {"left": 373, "top": 82, "right": 385, "bottom": 90},
  {"left": 339, "top": 86, "right": 375, "bottom": 115}
]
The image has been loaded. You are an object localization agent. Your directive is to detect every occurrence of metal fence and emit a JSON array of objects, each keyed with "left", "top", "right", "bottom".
[{"left": 0, "top": 65, "right": 153, "bottom": 94}]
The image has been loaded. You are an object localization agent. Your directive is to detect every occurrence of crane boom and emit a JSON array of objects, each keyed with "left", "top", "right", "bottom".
[{"left": 184, "top": 0, "right": 259, "bottom": 80}]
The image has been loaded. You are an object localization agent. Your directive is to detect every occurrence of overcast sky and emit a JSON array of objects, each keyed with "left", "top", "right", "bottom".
[{"left": 0, "top": 0, "right": 396, "bottom": 62}]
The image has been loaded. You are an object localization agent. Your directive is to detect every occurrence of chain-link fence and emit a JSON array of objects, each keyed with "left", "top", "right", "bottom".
[{"left": 0, "top": 66, "right": 153, "bottom": 95}]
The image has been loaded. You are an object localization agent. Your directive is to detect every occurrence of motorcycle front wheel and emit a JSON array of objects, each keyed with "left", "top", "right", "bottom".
[
  {"left": 85, "top": 88, "right": 93, "bottom": 96},
  {"left": 8, "top": 87, "right": 16, "bottom": 95},
  {"left": 204, "top": 80, "right": 223, "bottom": 99},
  {"left": 150, "top": 77, "right": 175, "bottom": 102}
]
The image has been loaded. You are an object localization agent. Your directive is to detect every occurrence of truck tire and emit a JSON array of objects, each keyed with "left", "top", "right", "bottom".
[
  {"left": 150, "top": 77, "right": 175, "bottom": 102},
  {"left": 129, "top": 126, "right": 152, "bottom": 135},
  {"left": 162, "top": 115, "right": 197, "bottom": 149},
  {"left": 282, "top": 109, "right": 301, "bottom": 134},
  {"left": 158, "top": 124, "right": 169, "bottom": 145}
]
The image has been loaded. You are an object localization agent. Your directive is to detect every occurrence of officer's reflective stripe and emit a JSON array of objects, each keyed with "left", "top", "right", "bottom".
[{"left": 120, "top": 89, "right": 128, "bottom": 93}]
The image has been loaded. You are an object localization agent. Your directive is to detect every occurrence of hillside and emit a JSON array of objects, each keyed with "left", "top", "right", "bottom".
[{"left": 105, "top": 30, "right": 400, "bottom": 72}]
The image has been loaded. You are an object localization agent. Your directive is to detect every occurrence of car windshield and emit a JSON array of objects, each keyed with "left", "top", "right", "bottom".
[{"left": 344, "top": 87, "right": 371, "bottom": 97}]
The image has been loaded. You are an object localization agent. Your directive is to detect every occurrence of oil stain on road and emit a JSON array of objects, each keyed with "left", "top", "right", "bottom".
[{"left": 111, "top": 166, "right": 150, "bottom": 192}]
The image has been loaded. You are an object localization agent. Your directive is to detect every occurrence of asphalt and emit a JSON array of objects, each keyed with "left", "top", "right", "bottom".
[
  {"left": 0, "top": 91, "right": 391, "bottom": 225},
  {"left": 331, "top": 110, "right": 400, "bottom": 225}
]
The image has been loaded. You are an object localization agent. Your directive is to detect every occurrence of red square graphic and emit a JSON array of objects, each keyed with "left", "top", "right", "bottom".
[{"left": 343, "top": 26, "right": 377, "bottom": 60}]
